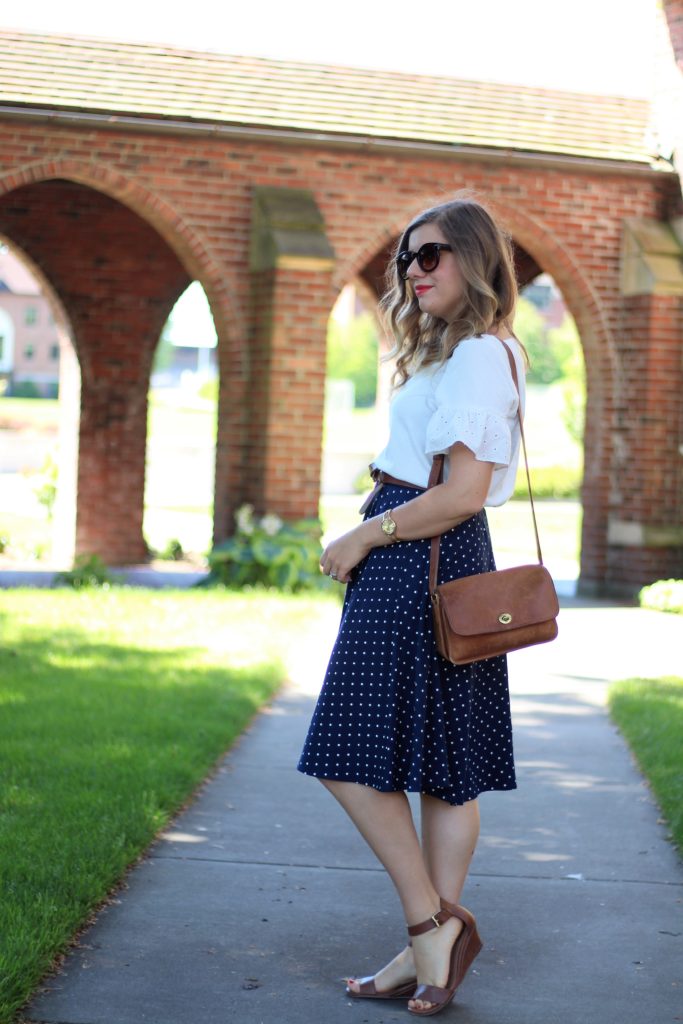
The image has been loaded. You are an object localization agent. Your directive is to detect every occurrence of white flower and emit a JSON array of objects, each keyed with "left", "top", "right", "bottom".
[
  {"left": 260, "top": 513, "right": 283, "bottom": 537},
  {"left": 235, "top": 503, "right": 255, "bottom": 535}
]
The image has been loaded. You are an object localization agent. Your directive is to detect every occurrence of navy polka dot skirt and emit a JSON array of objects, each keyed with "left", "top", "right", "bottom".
[{"left": 296, "top": 484, "right": 517, "bottom": 806}]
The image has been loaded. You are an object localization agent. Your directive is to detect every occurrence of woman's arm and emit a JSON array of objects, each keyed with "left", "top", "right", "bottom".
[
  {"left": 362, "top": 443, "right": 494, "bottom": 542},
  {"left": 320, "top": 443, "right": 494, "bottom": 583}
]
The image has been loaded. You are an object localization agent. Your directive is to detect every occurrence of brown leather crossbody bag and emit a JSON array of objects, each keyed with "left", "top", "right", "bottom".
[{"left": 429, "top": 339, "right": 559, "bottom": 665}]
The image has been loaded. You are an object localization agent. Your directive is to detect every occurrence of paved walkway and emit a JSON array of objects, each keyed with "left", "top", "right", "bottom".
[{"left": 27, "top": 597, "right": 682, "bottom": 1024}]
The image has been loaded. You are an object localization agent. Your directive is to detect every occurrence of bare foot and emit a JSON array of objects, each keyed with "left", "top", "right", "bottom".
[
  {"left": 407, "top": 915, "right": 463, "bottom": 1013},
  {"left": 345, "top": 943, "right": 415, "bottom": 995}
]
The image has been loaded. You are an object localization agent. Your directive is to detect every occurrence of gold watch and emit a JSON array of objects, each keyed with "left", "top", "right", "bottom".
[{"left": 381, "top": 509, "right": 399, "bottom": 542}]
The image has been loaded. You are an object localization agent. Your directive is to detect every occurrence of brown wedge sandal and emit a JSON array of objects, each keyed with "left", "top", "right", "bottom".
[
  {"left": 345, "top": 939, "right": 416, "bottom": 1000},
  {"left": 406, "top": 898, "right": 483, "bottom": 1017}
]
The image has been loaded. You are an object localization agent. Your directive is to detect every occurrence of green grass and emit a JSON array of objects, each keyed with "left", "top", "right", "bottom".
[
  {"left": 147, "top": 390, "right": 216, "bottom": 444},
  {"left": 0, "top": 397, "right": 59, "bottom": 431},
  {"left": 0, "top": 511, "right": 50, "bottom": 560},
  {"left": 0, "top": 587, "right": 331, "bottom": 1024},
  {"left": 608, "top": 677, "right": 683, "bottom": 855}
]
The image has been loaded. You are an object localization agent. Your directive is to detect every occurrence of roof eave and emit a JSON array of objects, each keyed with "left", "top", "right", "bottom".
[{"left": 0, "top": 104, "right": 671, "bottom": 178}]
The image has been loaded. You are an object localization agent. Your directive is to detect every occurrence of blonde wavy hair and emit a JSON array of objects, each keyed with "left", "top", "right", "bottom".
[{"left": 380, "top": 192, "right": 522, "bottom": 388}]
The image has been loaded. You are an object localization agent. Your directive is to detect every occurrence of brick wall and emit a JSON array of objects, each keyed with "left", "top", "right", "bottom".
[
  {"left": 665, "top": 0, "right": 683, "bottom": 61},
  {"left": 0, "top": 123, "right": 681, "bottom": 591}
]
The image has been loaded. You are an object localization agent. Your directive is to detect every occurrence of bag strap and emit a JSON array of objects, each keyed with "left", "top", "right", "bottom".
[{"left": 428, "top": 338, "right": 544, "bottom": 596}]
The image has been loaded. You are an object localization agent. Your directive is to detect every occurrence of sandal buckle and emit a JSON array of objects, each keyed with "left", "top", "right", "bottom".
[{"left": 431, "top": 913, "right": 442, "bottom": 928}]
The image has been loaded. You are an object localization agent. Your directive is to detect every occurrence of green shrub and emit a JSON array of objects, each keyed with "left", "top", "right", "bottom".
[
  {"left": 198, "top": 376, "right": 218, "bottom": 402},
  {"left": 515, "top": 298, "right": 583, "bottom": 390},
  {"left": 515, "top": 298, "right": 560, "bottom": 384},
  {"left": 206, "top": 504, "right": 333, "bottom": 592},
  {"left": 638, "top": 579, "right": 683, "bottom": 615},
  {"left": 32, "top": 453, "right": 59, "bottom": 521},
  {"left": 55, "top": 554, "right": 114, "bottom": 590},
  {"left": 327, "top": 311, "right": 379, "bottom": 408},
  {"left": 159, "top": 538, "right": 185, "bottom": 561},
  {"left": 9, "top": 379, "right": 41, "bottom": 399},
  {"left": 551, "top": 317, "right": 586, "bottom": 445},
  {"left": 513, "top": 463, "right": 581, "bottom": 500}
]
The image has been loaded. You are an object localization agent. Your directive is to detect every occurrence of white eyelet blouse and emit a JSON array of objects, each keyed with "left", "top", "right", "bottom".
[{"left": 372, "top": 334, "right": 526, "bottom": 507}]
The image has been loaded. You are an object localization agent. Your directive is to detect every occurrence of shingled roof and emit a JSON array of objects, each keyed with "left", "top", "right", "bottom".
[{"left": 0, "top": 29, "right": 655, "bottom": 165}]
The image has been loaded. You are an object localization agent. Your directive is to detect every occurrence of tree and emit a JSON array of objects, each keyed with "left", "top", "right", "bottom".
[
  {"left": 550, "top": 315, "right": 585, "bottom": 445},
  {"left": 152, "top": 321, "right": 175, "bottom": 374},
  {"left": 326, "top": 311, "right": 379, "bottom": 407},
  {"left": 514, "top": 296, "right": 563, "bottom": 384}
]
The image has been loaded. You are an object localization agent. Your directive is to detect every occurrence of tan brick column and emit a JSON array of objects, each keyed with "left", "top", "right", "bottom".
[
  {"left": 243, "top": 188, "right": 335, "bottom": 521},
  {"left": 606, "top": 217, "right": 683, "bottom": 591}
]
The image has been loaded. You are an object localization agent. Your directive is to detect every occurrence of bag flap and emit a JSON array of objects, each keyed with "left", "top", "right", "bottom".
[{"left": 436, "top": 565, "right": 559, "bottom": 636}]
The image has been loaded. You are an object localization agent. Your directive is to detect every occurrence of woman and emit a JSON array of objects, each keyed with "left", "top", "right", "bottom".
[{"left": 296, "top": 193, "right": 526, "bottom": 1017}]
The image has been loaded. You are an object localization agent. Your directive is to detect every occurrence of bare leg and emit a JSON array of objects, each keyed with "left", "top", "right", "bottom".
[
  {"left": 320, "top": 779, "right": 438, "bottom": 994},
  {"left": 407, "top": 794, "right": 480, "bottom": 1011},
  {"left": 319, "top": 779, "right": 471, "bottom": 1011},
  {"left": 320, "top": 780, "right": 438, "bottom": 922},
  {"left": 419, "top": 794, "right": 480, "bottom": 905}
]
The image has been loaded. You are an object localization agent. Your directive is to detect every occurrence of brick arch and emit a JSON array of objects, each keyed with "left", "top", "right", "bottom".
[
  {"left": 0, "top": 229, "right": 74, "bottom": 340},
  {"left": 488, "top": 197, "right": 613, "bottom": 380},
  {"left": 335, "top": 192, "right": 612, "bottom": 589},
  {"left": 336, "top": 192, "right": 611, "bottom": 377},
  {"left": 0, "top": 161, "right": 250, "bottom": 563},
  {"left": 0, "top": 158, "right": 242, "bottom": 341},
  {"left": 336, "top": 192, "right": 607, "bottom": 414},
  {"left": 0, "top": 161, "right": 251, "bottom": 557}
]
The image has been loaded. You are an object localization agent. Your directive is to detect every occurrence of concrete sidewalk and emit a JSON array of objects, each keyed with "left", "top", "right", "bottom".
[{"left": 27, "top": 598, "right": 682, "bottom": 1024}]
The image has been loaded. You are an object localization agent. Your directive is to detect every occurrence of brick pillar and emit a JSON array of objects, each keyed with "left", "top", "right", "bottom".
[
  {"left": 603, "top": 214, "right": 683, "bottom": 593},
  {"left": 243, "top": 187, "right": 335, "bottom": 522},
  {"left": 577, "top": 373, "right": 612, "bottom": 596},
  {"left": 606, "top": 291, "right": 683, "bottom": 591}
]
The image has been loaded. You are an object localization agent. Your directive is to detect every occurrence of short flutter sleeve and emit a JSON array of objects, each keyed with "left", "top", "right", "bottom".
[{"left": 425, "top": 336, "right": 519, "bottom": 468}]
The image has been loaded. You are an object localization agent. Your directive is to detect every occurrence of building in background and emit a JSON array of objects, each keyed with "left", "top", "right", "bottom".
[
  {"left": 150, "top": 280, "right": 218, "bottom": 391},
  {"left": 522, "top": 273, "right": 568, "bottom": 329},
  {"left": 0, "top": 246, "right": 61, "bottom": 397}
]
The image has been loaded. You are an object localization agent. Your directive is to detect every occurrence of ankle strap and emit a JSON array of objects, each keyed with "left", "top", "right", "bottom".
[{"left": 407, "top": 907, "right": 452, "bottom": 936}]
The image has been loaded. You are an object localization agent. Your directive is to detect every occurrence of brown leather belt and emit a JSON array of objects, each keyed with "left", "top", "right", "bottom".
[{"left": 358, "top": 466, "right": 424, "bottom": 514}]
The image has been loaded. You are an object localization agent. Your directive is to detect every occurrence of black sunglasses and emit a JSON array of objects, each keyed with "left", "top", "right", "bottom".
[{"left": 396, "top": 242, "right": 453, "bottom": 280}]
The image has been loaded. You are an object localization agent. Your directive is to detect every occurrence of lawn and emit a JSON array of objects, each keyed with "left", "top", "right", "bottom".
[
  {"left": 0, "top": 587, "right": 334, "bottom": 1024},
  {"left": 608, "top": 676, "right": 683, "bottom": 855},
  {"left": 0, "top": 398, "right": 59, "bottom": 432}
]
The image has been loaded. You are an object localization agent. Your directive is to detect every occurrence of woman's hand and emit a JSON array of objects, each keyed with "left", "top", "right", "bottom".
[{"left": 320, "top": 526, "right": 373, "bottom": 584}]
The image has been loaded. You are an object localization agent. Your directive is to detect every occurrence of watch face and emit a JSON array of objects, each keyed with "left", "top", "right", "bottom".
[{"left": 382, "top": 516, "right": 396, "bottom": 534}]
